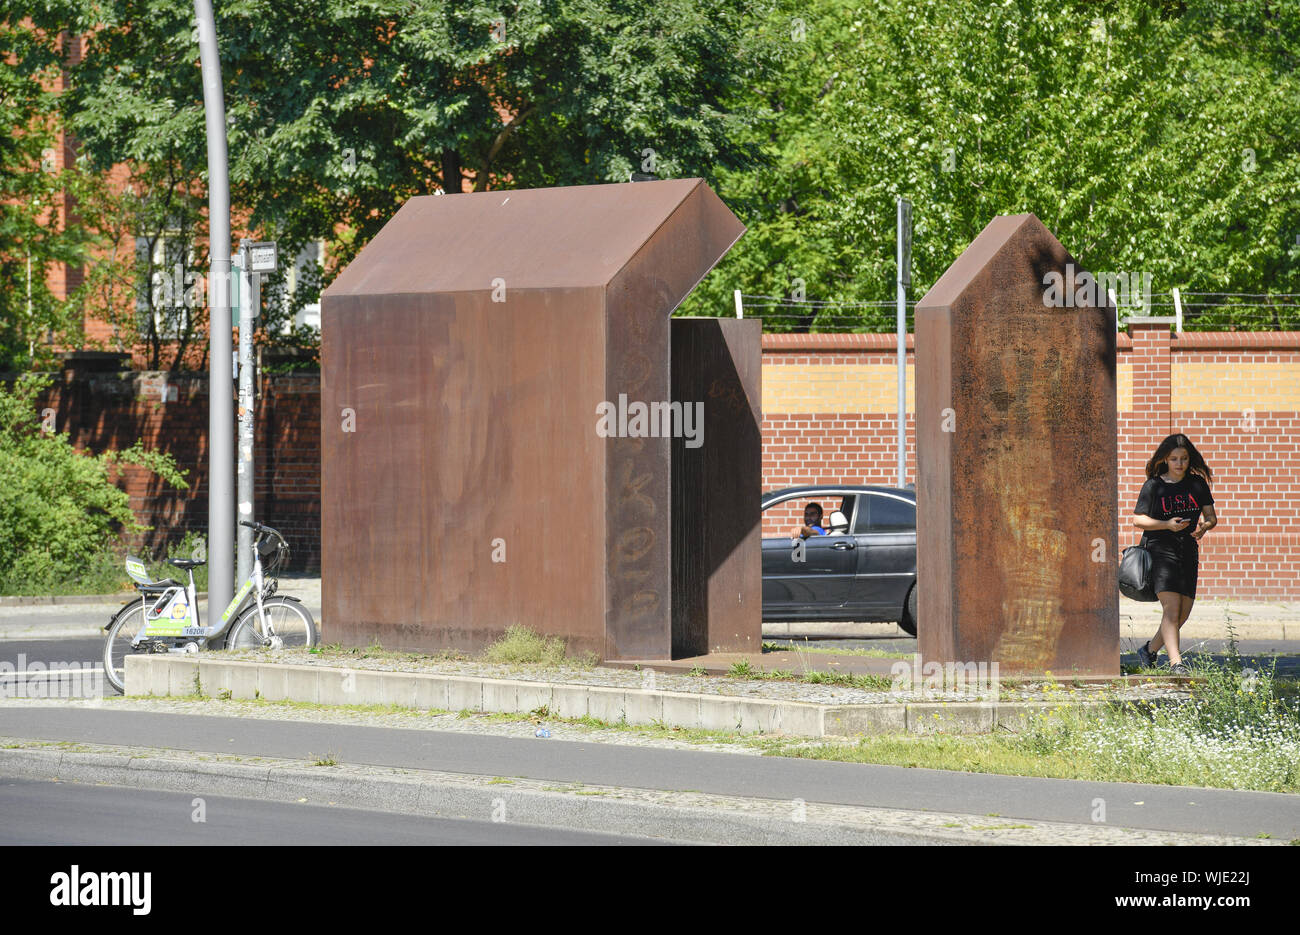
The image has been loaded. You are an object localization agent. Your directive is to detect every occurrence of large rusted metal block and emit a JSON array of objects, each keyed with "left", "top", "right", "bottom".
[
  {"left": 320, "top": 180, "right": 752, "bottom": 660},
  {"left": 915, "top": 214, "right": 1119, "bottom": 676},
  {"left": 669, "top": 318, "right": 763, "bottom": 657}
]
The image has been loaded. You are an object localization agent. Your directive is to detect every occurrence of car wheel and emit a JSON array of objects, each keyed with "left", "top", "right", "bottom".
[{"left": 899, "top": 583, "right": 917, "bottom": 637}]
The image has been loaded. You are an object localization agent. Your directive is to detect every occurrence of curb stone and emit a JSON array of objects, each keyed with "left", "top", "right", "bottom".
[
  {"left": 0, "top": 594, "right": 153, "bottom": 608},
  {"left": 0, "top": 623, "right": 112, "bottom": 640}
]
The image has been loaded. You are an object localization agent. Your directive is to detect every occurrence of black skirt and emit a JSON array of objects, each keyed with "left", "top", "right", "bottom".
[{"left": 1140, "top": 534, "right": 1199, "bottom": 599}]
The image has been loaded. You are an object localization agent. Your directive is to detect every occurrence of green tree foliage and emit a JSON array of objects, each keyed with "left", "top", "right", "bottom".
[
  {"left": 0, "top": 374, "right": 188, "bottom": 591},
  {"left": 678, "top": 0, "right": 850, "bottom": 324},
  {"left": 685, "top": 0, "right": 1300, "bottom": 331},
  {"left": 0, "top": 21, "right": 102, "bottom": 369}
]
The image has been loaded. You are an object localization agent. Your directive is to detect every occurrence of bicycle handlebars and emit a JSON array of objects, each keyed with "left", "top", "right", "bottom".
[{"left": 239, "top": 520, "right": 286, "bottom": 546}]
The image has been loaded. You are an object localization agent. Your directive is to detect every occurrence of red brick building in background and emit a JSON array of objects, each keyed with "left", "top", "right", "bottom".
[{"left": 33, "top": 319, "right": 1300, "bottom": 599}]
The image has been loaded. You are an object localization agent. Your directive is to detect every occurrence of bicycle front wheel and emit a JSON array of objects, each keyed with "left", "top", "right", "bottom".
[
  {"left": 102, "top": 603, "right": 147, "bottom": 694},
  {"left": 225, "top": 597, "right": 318, "bottom": 652}
]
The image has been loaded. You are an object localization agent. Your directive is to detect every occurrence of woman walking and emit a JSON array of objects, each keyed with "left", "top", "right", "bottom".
[{"left": 1132, "top": 433, "right": 1218, "bottom": 674}]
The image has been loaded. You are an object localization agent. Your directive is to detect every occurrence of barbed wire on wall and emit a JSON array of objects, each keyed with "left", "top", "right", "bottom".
[{"left": 732, "top": 292, "right": 1300, "bottom": 333}]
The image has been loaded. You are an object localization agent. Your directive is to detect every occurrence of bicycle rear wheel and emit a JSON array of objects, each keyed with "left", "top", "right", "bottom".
[
  {"left": 102, "top": 603, "right": 147, "bottom": 694},
  {"left": 225, "top": 597, "right": 317, "bottom": 651}
]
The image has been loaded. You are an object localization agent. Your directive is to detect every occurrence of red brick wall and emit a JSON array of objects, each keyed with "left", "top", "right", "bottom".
[{"left": 33, "top": 368, "right": 321, "bottom": 570}]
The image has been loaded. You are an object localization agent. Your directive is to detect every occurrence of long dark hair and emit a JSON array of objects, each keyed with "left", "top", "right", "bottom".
[{"left": 1144, "top": 433, "right": 1213, "bottom": 483}]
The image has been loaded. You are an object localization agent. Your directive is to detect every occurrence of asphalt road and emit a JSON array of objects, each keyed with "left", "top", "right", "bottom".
[
  {"left": 1, "top": 639, "right": 106, "bottom": 669},
  {"left": 0, "top": 778, "right": 669, "bottom": 845},
  {"left": 0, "top": 639, "right": 108, "bottom": 699},
  {"left": 2, "top": 706, "right": 1297, "bottom": 839}
]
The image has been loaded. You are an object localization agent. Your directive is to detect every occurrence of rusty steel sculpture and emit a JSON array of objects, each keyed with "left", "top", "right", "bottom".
[
  {"left": 320, "top": 180, "right": 761, "bottom": 660},
  {"left": 915, "top": 214, "right": 1120, "bottom": 676}
]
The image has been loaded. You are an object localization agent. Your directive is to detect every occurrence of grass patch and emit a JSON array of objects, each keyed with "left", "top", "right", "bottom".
[
  {"left": 725, "top": 658, "right": 892, "bottom": 691},
  {"left": 763, "top": 657, "right": 1300, "bottom": 793},
  {"left": 480, "top": 625, "right": 597, "bottom": 668},
  {"left": 762, "top": 640, "right": 910, "bottom": 661},
  {"left": 765, "top": 731, "right": 1100, "bottom": 780},
  {"left": 295, "top": 631, "right": 596, "bottom": 670},
  {"left": 300, "top": 642, "right": 471, "bottom": 665}
]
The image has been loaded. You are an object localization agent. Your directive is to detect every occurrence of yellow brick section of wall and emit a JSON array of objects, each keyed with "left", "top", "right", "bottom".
[
  {"left": 762, "top": 365, "right": 913, "bottom": 414},
  {"left": 764, "top": 363, "right": 1135, "bottom": 414},
  {"left": 1171, "top": 361, "right": 1300, "bottom": 411}
]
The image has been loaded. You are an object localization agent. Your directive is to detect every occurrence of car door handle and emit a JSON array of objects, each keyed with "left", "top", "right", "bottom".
[{"left": 831, "top": 541, "right": 855, "bottom": 550}]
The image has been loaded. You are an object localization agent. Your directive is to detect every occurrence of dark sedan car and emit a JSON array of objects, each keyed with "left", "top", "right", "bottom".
[{"left": 761, "top": 485, "right": 918, "bottom": 635}]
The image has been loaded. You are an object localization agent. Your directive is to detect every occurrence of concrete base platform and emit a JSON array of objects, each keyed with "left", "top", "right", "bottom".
[{"left": 123, "top": 655, "right": 1157, "bottom": 739}]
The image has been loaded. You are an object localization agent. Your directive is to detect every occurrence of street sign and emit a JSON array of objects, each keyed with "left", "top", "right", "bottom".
[
  {"left": 230, "top": 254, "right": 242, "bottom": 325},
  {"left": 246, "top": 241, "right": 278, "bottom": 274}
]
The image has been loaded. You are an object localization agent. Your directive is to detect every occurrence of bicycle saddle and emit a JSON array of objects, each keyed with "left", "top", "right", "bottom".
[{"left": 168, "top": 558, "right": 208, "bottom": 570}]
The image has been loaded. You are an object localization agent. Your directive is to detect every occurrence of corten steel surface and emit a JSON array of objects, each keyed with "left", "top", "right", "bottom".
[
  {"left": 603, "top": 188, "right": 749, "bottom": 658},
  {"left": 670, "top": 318, "right": 763, "bottom": 656},
  {"left": 915, "top": 214, "right": 1119, "bottom": 676},
  {"left": 321, "top": 180, "right": 745, "bottom": 660}
]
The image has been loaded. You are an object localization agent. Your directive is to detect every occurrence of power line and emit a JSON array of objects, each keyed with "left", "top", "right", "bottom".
[{"left": 1180, "top": 292, "right": 1300, "bottom": 298}]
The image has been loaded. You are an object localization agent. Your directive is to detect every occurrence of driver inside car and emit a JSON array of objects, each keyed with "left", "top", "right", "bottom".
[{"left": 793, "top": 502, "right": 828, "bottom": 539}]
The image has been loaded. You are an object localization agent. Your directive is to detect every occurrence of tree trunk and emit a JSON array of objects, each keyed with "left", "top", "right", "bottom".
[{"left": 442, "top": 149, "right": 462, "bottom": 194}]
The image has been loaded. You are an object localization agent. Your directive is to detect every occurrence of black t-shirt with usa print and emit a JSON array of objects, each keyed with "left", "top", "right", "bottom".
[{"left": 1134, "top": 473, "right": 1214, "bottom": 542}]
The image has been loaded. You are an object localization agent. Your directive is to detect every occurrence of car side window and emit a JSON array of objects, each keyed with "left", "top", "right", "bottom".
[
  {"left": 853, "top": 495, "right": 915, "bottom": 533},
  {"left": 872, "top": 495, "right": 915, "bottom": 531}
]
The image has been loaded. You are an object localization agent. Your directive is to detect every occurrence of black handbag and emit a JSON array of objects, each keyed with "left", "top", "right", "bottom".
[{"left": 1118, "top": 536, "right": 1157, "bottom": 602}]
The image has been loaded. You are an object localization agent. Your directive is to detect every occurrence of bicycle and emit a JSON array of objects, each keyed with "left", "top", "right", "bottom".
[{"left": 102, "top": 520, "right": 318, "bottom": 694}]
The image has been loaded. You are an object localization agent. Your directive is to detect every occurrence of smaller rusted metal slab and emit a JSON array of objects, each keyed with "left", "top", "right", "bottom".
[
  {"left": 915, "top": 214, "right": 1119, "bottom": 676},
  {"left": 670, "top": 318, "right": 763, "bottom": 657}
]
